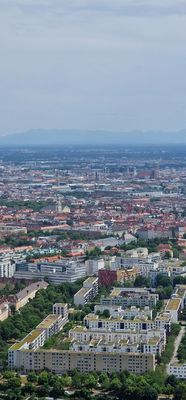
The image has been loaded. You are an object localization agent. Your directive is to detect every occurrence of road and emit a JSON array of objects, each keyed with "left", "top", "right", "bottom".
[{"left": 166, "top": 326, "right": 185, "bottom": 374}]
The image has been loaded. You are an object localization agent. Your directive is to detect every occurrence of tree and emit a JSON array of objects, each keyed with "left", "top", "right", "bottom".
[
  {"left": 102, "top": 309, "right": 110, "bottom": 318},
  {"left": 72, "top": 371, "right": 83, "bottom": 388},
  {"left": 110, "top": 377, "right": 122, "bottom": 392},
  {"left": 38, "top": 371, "right": 49, "bottom": 385},
  {"left": 141, "top": 385, "right": 158, "bottom": 400},
  {"left": 76, "top": 387, "right": 92, "bottom": 400},
  {"left": 82, "top": 373, "right": 97, "bottom": 389},
  {"left": 7, "top": 376, "right": 21, "bottom": 389},
  {"left": 164, "top": 251, "right": 171, "bottom": 259},
  {"left": 166, "top": 374, "right": 177, "bottom": 388},
  {"left": 2, "top": 371, "right": 15, "bottom": 380},
  {"left": 86, "top": 247, "right": 102, "bottom": 259},
  {"left": 174, "top": 385, "right": 186, "bottom": 400},
  {"left": 36, "top": 383, "right": 50, "bottom": 397},
  {"left": 134, "top": 275, "right": 150, "bottom": 287},
  {"left": 156, "top": 274, "right": 173, "bottom": 287},
  {"left": 23, "top": 382, "right": 35, "bottom": 395},
  {"left": 27, "top": 371, "right": 38, "bottom": 383},
  {"left": 50, "top": 381, "right": 64, "bottom": 399}
]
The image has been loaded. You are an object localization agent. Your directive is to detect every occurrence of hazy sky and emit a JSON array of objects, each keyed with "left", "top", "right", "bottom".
[{"left": 0, "top": 0, "right": 186, "bottom": 136}]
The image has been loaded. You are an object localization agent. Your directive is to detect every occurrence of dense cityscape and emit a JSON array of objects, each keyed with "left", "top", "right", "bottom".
[
  {"left": 1, "top": 0, "right": 186, "bottom": 397},
  {"left": 0, "top": 145, "right": 186, "bottom": 399}
]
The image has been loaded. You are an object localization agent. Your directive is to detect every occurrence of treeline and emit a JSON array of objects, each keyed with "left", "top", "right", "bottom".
[
  {"left": 0, "top": 235, "right": 33, "bottom": 247},
  {"left": 0, "top": 281, "right": 26, "bottom": 297},
  {"left": 120, "top": 237, "right": 181, "bottom": 258},
  {"left": 160, "top": 324, "right": 181, "bottom": 365},
  {"left": 134, "top": 273, "right": 186, "bottom": 300},
  {"left": 0, "top": 199, "right": 52, "bottom": 211},
  {"left": 177, "top": 329, "right": 186, "bottom": 362},
  {"left": 1, "top": 367, "right": 186, "bottom": 400}
]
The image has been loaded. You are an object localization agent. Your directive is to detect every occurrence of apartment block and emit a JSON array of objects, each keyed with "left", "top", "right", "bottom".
[
  {"left": 85, "top": 259, "right": 104, "bottom": 275},
  {"left": 8, "top": 308, "right": 69, "bottom": 369},
  {"left": 9, "top": 348, "right": 155, "bottom": 375},
  {"left": 174, "top": 284, "right": 186, "bottom": 308},
  {"left": 8, "top": 281, "right": 48, "bottom": 311},
  {"left": 74, "top": 277, "right": 98, "bottom": 306},
  {"left": 70, "top": 334, "right": 165, "bottom": 356},
  {"left": 69, "top": 325, "right": 166, "bottom": 349},
  {"left": 0, "top": 225, "right": 27, "bottom": 235},
  {"left": 83, "top": 313, "right": 170, "bottom": 334},
  {"left": 101, "top": 287, "right": 159, "bottom": 308},
  {"left": 169, "top": 363, "right": 186, "bottom": 379},
  {"left": 53, "top": 303, "right": 68, "bottom": 321},
  {"left": 0, "top": 256, "right": 15, "bottom": 278},
  {"left": 165, "top": 298, "right": 181, "bottom": 323},
  {"left": 94, "top": 304, "right": 153, "bottom": 319},
  {"left": 98, "top": 268, "right": 137, "bottom": 286}
]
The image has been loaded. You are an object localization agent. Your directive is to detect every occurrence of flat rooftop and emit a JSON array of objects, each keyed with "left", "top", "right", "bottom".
[
  {"left": 84, "top": 277, "right": 98, "bottom": 284},
  {"left": 10, "top": 328, "right": 44, "bottom": 351},
  {"left": 75, "top": 287, "right": 91, "bottom": 297},
  {"left": 166, "top": 298, "right": 181, "bottom": 311},
  {"left": 37, "top": 314, "right": 59, "bottom": 329},
  {"left": 110, "top": 288, "right": 121, "bottom": 297}
]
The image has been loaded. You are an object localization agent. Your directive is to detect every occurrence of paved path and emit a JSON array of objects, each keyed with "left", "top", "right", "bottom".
[{"left": 166, "top": 326, "right": 185, "bottom": 374}]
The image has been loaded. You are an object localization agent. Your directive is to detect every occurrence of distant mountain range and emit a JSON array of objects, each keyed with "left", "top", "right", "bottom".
[{"left": 0, "top": 129, "right": 186, "bottom": 145}]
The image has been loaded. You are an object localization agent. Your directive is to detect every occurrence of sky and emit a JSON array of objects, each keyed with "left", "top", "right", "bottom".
[{"left": 0, "top": 0, "right": 186, "bottom": 136}]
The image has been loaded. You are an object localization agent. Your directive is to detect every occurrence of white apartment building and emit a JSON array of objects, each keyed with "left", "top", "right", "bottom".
[
  {"left": 69, "top": 325, "right": 166, "bottom": 346},
  {"left": 70, "top": 334, "right": 165, "bottom": 356},
  {"left": 83, "top": 313, "right": 171, "bottom": 333},
  {"left": 101, "top": 287, "right": 159, "bottom": 308},
  {"left": 94, "top": 304, "right": 153, "bottom": 320},
  {"left": 53, "top": 303, "right": 68, "bottom": 321},
  {"left": 85, "top": 258, "right": 104, "bottom": 275},
  {"left": 10, "top": 281, "right": 48, "bottom": 311},
  {"left": 165, "top": 298, "right": 181, "bottom": 323},
  {"left": 9, "top": 348, "right": 155, "bottom": 375},
  {"left": 74, "top": 277, "right": 98, "bottom": 306},
  {"left": 174, "top": 285, "right": 186, "bottom": 308},
  {"left": 8, "top": 300, "right": 158, "bottom": 374},
  {"left": 8, "top": 307, "right": 69, "bottom": 369},
  {"left": 169, "top": 363, "right": 186, "bottom": 379},
  {"left": 0, "top": 256, "right": 15, "bottom": 278}
]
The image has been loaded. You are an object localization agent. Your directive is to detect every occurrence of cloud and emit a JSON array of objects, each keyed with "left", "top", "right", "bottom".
[
  {"left": 0, "top": 0, "right": 186, "bottom": 135},
  {"left": 1, "top": 0, "right": 186, "bottom": 20}
]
